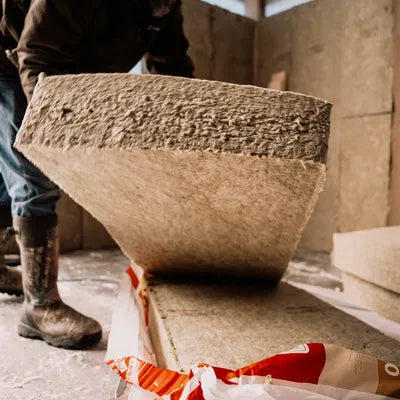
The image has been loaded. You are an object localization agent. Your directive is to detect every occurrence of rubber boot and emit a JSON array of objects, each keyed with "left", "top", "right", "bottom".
[
  {"left": 0, "top": 205, "right": 22, "bottom": 296},
  {"left": 14, "top": 215, "right": 102, "bottom": 349}
]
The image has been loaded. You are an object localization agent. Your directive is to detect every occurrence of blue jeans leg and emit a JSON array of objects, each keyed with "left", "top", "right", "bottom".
[
  {"left": 0, "top": 76, "right": 60, "bottom": 217},
  {"left": 0, "top": 173, "right": 11, "bottom": 206}
]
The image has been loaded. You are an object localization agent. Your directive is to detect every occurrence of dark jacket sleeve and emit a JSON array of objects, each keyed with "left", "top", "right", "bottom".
[
  {"left": 143, "top": 1, "right": 194, "bottom": 78},
  {"left": 17, "top": 0, "right": 99, "bottom": 100}
]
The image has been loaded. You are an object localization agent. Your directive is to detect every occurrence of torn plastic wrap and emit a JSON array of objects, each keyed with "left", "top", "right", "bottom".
[{"left": 106, "top": 266, "right": 400, "bottom": 400}]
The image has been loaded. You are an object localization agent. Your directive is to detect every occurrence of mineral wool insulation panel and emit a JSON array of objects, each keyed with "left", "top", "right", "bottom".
[{"left": 16, "top": 74, "right": 330, "bottom": 280}]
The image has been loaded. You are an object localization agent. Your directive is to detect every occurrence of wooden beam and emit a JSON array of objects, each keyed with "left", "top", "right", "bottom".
[{"left": 244, "top": 0, "right": 265, "bottom": 20}]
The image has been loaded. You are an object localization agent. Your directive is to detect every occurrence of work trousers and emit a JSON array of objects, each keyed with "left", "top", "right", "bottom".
[{"left": 0, "top": 75, "right": 59, "bottom": 217}]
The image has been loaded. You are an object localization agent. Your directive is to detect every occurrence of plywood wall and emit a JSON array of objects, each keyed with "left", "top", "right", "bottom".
[
  {"left": 255, "top": 0, "right": 395, "bottom": 251},
  {"left": 389, "top": 0, "right": 400, "bottom": 226},
  {"left": 183, "top": 0, "right": 255, "bottom": 83}
]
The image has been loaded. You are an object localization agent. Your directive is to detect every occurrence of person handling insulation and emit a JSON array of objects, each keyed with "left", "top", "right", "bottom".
[{"left": 0, "top": 0, "right": 193, "bottom": 349}]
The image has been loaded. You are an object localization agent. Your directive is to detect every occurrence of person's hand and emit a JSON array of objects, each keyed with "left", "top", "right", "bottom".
[{"left": 150, "top": 0, "right": 176, "bottom": 17}]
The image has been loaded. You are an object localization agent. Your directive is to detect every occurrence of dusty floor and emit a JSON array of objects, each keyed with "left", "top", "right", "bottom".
[
  {"left": 0, "top": 249, "right": 399, "bottom": 400},
  {"left": 0, "top": 250, "right": 128, "bottom": 400}
]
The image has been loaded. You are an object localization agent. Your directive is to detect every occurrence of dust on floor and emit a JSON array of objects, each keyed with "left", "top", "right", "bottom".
[
  {"left": 0, "top": 249, "right": 399, "bottom": 400},
  {"left": 0, "top": 250, "right": 128, "bottom": 400}
]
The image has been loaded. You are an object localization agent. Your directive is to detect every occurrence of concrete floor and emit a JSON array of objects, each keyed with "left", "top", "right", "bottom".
[
  {"left": 286, "top": 250, "right": 400, "bottom": 342},
  {"left": 1, "top": 249, "right": 399, "bottom": 400},
  {"left": 0, "top": 250, "right": 128, "bottom": 400}
]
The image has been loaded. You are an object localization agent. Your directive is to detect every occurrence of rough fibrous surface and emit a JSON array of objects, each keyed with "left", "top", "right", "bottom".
[
  {"left": 16, "top": 74, "right": 330, "bottom": 279},
  {"left": 148, "top": 279, "right": 400, "bottom": 371},
  {"left": 334, "top": 226, "right": 400, "bottom": 322},
  {"left": 333, "top": 226, "right": 400, "bottom": 294},
  {"left": 18, "top": 74, "right": 331, "bottom": 162},
  {"left": 343, "top": 272, "right": 400, "bottom": 323}
]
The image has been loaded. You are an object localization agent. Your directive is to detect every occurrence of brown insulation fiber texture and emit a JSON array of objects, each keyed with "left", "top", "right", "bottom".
[{"left": 16, "top": 74, "right": 330, "bottom": 280}]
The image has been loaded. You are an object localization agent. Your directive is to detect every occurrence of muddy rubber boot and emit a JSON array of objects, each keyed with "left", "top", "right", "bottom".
[
  {"left": 14, "top": 215, "right": 102, "bottom": 349},
  {"left": 0, "top": 206, "right": 23, "bottom": 296}
]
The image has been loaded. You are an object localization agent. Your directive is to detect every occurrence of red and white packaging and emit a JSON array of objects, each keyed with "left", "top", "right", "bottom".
[{"left": 106, "top": 266, "right": 400, "bottom": 400}]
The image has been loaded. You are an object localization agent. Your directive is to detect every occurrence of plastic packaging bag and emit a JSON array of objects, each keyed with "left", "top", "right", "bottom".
[{"left": 106, "top": 266, "right": 400, "bottom": 400}]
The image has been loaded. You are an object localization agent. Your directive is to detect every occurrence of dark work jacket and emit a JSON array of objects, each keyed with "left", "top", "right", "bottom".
[{"left": 0, "top": 0, "right": 194, "bottom": 99}]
